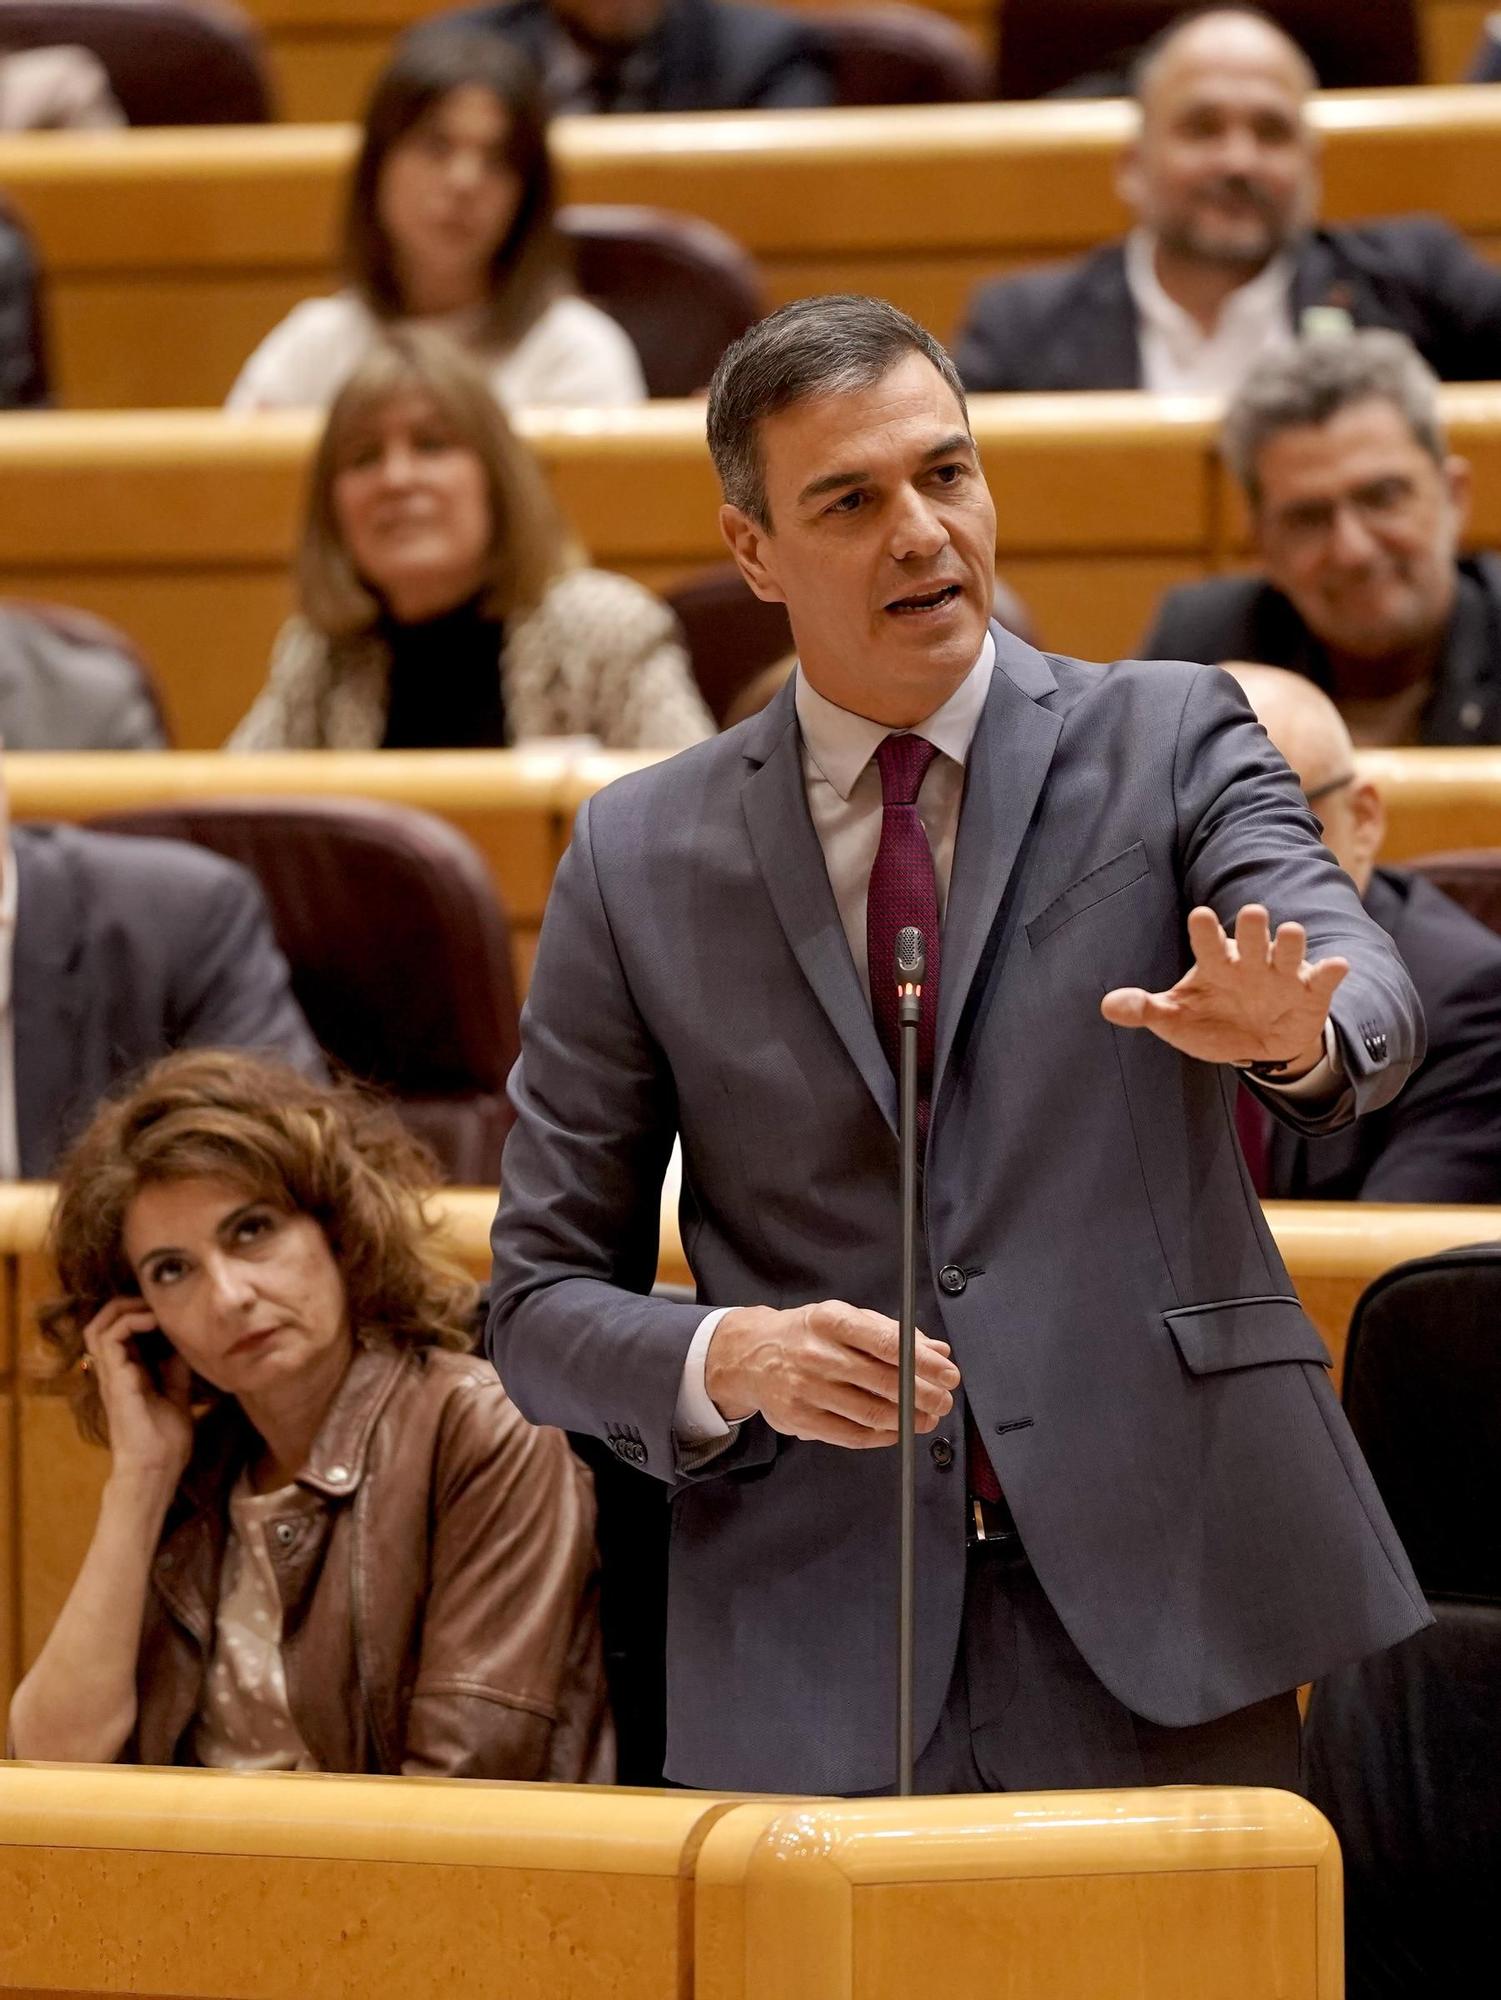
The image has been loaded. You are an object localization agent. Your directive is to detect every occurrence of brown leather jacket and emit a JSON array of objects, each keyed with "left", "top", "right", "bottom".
[{"left": 130, "top": 1343, "right": 611, "bottom": 1780}]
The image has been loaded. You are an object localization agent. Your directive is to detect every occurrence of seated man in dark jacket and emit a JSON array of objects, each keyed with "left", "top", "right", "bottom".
[
  {"left": 955, "top": 7, "right": 1501, "bottom": 395},
  {"left": 0, "top": 206, "right": 47, "bottom": 408},
  {"left": 1, "top": 765, "right": 325, "bottom": 1177},
  {"left": 1227, "top": 662, "right": 1501, "bottom": 1204},
  {"left": 433, "top": 0, "right": 834, "bottom": 113},
  {"left": 1143, "top": 329, "right": 1501, "bottom": 746}
]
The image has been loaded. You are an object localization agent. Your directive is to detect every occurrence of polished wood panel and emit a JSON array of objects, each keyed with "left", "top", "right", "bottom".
[
  {"left": 0, "top": 1764, "right": 740, "bottom": 2000},
  {"left": 3, "top": 90, "right": 1501, "bottom": 404},
  {"left": 697, "top": 1790, "right": 1342, "bottom": 2000}
]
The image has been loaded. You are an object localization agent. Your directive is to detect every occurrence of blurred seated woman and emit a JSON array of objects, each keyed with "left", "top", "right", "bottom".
[
  {"left": 7, "top": 1050, "right": 610, "bottom": 1780},
  {"left": 228, "top": 328, "right": 712, "bottom": 750},
  {"left": 227, "top": 29, "right": 644, "bottom": 413}
]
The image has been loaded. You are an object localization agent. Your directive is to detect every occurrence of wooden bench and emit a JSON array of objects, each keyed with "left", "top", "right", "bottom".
[
  {"left": 4, "top": 89, "right": 1501, "bottom": 405},
  {"left": 6, "top": 1184, "right": 1498, "bottom": 1715},
  {"left": 4, "top": 384, "right": 1501, "bottom": 736}
]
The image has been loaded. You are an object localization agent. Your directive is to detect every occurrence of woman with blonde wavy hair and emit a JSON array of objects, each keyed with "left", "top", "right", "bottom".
[
  {"left": 7, "top": 1049, "right": 610, "bottom": 1781},
  {"left": 229, "top": 326, "right": 711, "bottom": 751}
]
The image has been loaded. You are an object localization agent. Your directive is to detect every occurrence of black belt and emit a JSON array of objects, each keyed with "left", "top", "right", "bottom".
[{"left": 967, "top": 1491, "right": 1022, "bottom": 1551}]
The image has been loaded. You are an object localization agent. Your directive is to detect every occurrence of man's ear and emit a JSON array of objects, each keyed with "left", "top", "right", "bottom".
[
  {"left": 1350, "top": 778, "right": 1387, "bottom": 878},
  {"left": 718, "top": 503, "right": 787, "bottom": 606},
  {"left": 1444, "top": 453, "right": 1472, "bottom": 537},
  {"left": 1114, "top": 140, "right": 1144, "bottom": 215}
]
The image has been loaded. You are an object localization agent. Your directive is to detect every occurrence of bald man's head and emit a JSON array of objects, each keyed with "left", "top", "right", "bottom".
[
  {"left": 1118, "top": 8, "right": 1319, "bottom": 273},
  {"left": 1224, "top": 662, "right": 1385, "bottom": 894}
]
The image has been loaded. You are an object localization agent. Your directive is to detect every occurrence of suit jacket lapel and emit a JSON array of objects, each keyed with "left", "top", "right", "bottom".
[
  {"left": 934, "top": 629, "right": 1061, "bottom": 1098},
  {"left": 739, "top": 682, "right": 899, "bottom": 1134},
  {"left": 1072, "top": 246, "right": 1146, "bottom": 388},
  {"left": 10, "top": 828, "right": 84, "bottom": 1178}
]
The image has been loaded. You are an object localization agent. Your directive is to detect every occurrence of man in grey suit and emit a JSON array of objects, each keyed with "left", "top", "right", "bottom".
[
  {"left": 2, "top": 773, "right": 324, "bottom": 1177},
  {"left": 489, "top": 295, "right": 1430, "bottom": 1796}
]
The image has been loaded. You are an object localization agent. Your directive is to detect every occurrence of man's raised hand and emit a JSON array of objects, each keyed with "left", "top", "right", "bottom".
[{"left": 1100, "top": 903, "right": 1348, "bottom": 1076}]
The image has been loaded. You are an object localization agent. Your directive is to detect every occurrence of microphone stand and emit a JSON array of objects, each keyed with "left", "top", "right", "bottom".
[{"left": 894, "top": 926, "right": 925, "bottom": 1798}]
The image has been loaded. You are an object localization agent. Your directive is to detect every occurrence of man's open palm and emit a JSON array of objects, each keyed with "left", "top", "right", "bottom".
[{"left": 1100, "top": 904, "right": 1348, "bottom": 1070}]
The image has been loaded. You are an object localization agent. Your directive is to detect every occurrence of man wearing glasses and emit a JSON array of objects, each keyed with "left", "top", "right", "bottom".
[
  {"left": 1226, "top": 661, "right": 1501, "bottom": 1203},
  {"left": 1142, "top": 329, "right": 1501, "bottom": 746}
]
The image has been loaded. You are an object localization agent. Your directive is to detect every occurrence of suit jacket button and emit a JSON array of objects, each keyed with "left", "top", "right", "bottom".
[
  {"left": 938, "top": 1264, "right": 967, "bottom": 1295},
  {"left": 929, "top": 1437, "right": 954, "bottom": 1470}
]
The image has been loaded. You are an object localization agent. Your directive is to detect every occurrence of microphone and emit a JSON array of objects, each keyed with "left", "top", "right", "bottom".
[{"left": 893, "top": 924, "right": 925, "bottom": 1796}]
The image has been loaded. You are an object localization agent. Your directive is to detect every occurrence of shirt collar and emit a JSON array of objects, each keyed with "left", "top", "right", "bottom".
[
  {"left": 1124, "top": 228, "right": 1296, "bottom": 346},
  {"left": 794, "top": 630, "right": 995, "bottom": 802}
]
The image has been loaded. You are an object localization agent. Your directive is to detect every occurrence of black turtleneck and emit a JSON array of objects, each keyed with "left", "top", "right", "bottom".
[{"left": 379, "top": 595, "right": 507, "bottom": 750}]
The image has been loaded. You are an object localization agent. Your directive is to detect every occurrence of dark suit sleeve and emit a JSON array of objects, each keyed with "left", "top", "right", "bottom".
[
  {"left": 953, "top": 277, "right": 1031, "bottom": 391},
  {"left": 1170, "top": 665, "right": 1425, "bottom": 1134},
  {"left": 487, "top": 799, "right": 769, "bottom": 1486},
  {"left": 1356, "top": 941, "right": 1501, "bottom": 1202},
  {"left": 168, "top": 857, "right": 326, "bottom": 1078},
  {"left": 1139, "top": 587, "right": 1210, "bottom": 663},
  {"left": 1381, "top": 216, "right": 1501, "bottom": 381}
]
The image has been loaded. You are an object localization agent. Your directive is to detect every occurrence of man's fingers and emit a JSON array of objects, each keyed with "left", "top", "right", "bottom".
[
  {"left": 1188, "top": 905, "right": 1234, "bottom": 965},
  {"left": 1231, "top": 903, "right": 1271, "bottom": 961},
  {"left": 1305, "top": 956, "right": 1350, "bottom": 1005},
  {"left": 825, "top": 1306, "right": 960, "bottom": 1386},
  {"left": 1270, "top": 920, "right": 1307, "bottom": 973},
  {"left": 1100, "top": 986, "right": 1151, "bottom": 1028}
]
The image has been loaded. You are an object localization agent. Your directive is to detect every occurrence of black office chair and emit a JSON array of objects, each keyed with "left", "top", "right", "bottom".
[
  {"left": 810, "top": 4, "right": 991, "bottom": 105},
  {"left": 995, "top": 0, "right": 1421, "bottom": 98},
  {"left": 1303, "top": 1244, "right": 1501, "bottom": 2000}
]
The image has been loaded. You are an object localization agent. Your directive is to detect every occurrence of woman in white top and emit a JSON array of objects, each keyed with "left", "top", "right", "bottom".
[{"left": 227, "top": 28, "right": 645, "bottom": 414}]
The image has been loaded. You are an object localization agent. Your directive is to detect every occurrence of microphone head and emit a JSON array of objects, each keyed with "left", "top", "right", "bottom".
[{"left": 895, "top": 925, "right": 927, "bottom": 982}]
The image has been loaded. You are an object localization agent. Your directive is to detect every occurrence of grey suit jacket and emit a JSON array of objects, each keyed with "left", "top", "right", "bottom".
[
  {"left": 0, "top": 607, "right": 166, "bottom": 750},
  {"left": 488, "top": 631, "right": 1431, "bottom": 1793},
  {"left": 11, "top": 823, "right": 325, "bottom": 1176}
]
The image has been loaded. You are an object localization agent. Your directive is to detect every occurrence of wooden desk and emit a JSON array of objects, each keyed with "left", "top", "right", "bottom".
[{"left": 4, "top": 89, "right": 1501, "bottom": 406}]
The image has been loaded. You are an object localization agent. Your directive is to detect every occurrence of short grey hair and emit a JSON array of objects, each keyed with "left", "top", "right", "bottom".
[
  {"left": 1222, "top": 329, "right": 1447, "bottom": 508},
  {"left": 706, "top": 294, "right": 970, "bottom": 528}
]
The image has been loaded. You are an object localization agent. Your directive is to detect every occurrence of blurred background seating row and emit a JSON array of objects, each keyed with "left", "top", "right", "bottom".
[
  {"left": 9, "top": 388, "right": 1501, "bottom": 736},
  {"left": 5, "top": 88, "right": 1501, "bottom": 408}
]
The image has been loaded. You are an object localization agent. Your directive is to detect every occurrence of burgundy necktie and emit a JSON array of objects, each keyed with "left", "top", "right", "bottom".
[{"left": 866, "top": 732, "right": 1002, "bottom": 1504}]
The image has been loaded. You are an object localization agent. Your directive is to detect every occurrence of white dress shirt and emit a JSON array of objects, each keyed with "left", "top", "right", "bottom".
[
  {"left": 673, "top": 638, "right": 1339, "bottom": 1447},
  {"left": 1125, "top": 229, "right": 1297, "bottom": 398},
  {"left": 0, "top": 854, "right": 18, "bottom": 1181}
]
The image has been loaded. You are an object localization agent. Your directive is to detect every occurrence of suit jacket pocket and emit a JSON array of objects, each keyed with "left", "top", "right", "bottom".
[
  {"left": 1165, "top": 1295, "right": 1332, "bottom": 1375},
  {"left": 1025, "top": 841, "right": 1150, "bottom": 949}
]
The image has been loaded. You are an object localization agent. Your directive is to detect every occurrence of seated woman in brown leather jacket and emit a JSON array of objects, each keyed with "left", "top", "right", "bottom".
[{"left": 8, "top": 1049, "right": 610, "bottom": 1779}]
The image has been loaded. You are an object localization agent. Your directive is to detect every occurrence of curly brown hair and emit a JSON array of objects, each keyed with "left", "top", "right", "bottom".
[{"left": 41, "top": 1050, "right": 478, "bottom": 1444}]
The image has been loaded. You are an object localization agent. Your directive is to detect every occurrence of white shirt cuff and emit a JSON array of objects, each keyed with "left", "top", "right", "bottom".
[
  {"left": 1254, "top": 1019, "right": 1344, "bottom": 1101},
  {"left": 674, "top": 1307, "right": 735, "bottom": 1445}
]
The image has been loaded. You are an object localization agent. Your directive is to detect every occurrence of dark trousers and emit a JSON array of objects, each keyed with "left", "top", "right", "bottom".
[{"left": 900, "top": 1539, "right": 1301, "bottom": 1795}]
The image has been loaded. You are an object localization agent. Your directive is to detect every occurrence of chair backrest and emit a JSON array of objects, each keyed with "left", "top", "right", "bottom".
[
  {"left": 6, "top": 595, "right": 171, "bottom": 742},
  {"left": 86, "top": 796, "right": 520, "bottom": 1183},
  {"left": 664, "top": 562, "right": 794, "bottom": 725},
  {"left": 994, "top": 0, "right": 1421, "bottom": 97},
  {"left": 1405, "top": 849, "right": 1501, "bottom": 938},
  {"left": 808, "top": 4, "right": 990, "bottom": 106},
  {"left": 1341, "top": 1244, "right": 1501, "bottom": 1602},
  {"left": 560, "top": 205, "right": 765, "bottom": 398},
  {"left": 0, "top": 0, "right": 272, "bottom": 124}
]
